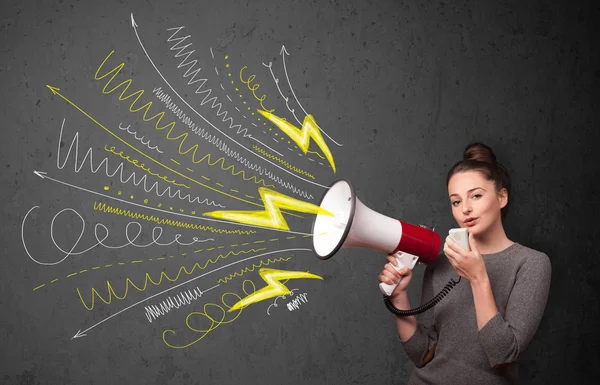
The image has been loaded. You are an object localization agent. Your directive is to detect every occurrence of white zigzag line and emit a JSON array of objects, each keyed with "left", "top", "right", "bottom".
[
  {"left": 56, "top": 119, "right": 225, "bottom": 208},
  {"left": 167, "top": 26, "right": 249, "bottom": 138},
  {"left": 152, "top": 87, "right": 314, "bottom": 200}
]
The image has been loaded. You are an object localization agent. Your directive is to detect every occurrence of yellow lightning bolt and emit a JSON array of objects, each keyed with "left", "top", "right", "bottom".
[
  {"left": 228, "top": 268, "right": 322, "bottom": 311},
  {"left": 257, "top": 110, "right": 336, "bottom": 173},
  {"left": 202, "top": 187, "right": 333, "bottom": 231}
]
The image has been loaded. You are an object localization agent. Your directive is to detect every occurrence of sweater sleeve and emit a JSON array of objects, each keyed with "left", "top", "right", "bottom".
[
  {"left": 400, "top": 264, "right": 439, "bottom": 368},
  {"left": 477, "top": 251, "right": 552, "bottom": 368}
]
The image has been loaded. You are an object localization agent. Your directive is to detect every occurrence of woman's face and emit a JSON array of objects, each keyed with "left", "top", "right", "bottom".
[{"left": 447, "top": 170, "right": 507, "bottom": 235}]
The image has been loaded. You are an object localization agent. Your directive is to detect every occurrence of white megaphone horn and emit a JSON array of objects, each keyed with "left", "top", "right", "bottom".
[{"left": 311, "top": 179, "right": 441, "bottom": 296}]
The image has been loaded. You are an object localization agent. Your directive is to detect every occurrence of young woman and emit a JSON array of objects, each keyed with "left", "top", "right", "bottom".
[{"left": 379, "top": 142, "right": 551, "bottom": 384}]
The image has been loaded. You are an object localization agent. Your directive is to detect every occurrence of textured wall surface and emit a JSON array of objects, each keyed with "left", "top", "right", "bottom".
[{"left": 1, "top": 0, "right": 598, "bottom": 384}]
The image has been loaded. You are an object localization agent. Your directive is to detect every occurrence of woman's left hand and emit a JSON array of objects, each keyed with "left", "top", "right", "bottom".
[{"left": 443, "top": 233, "right": 488, "bottom": 283}]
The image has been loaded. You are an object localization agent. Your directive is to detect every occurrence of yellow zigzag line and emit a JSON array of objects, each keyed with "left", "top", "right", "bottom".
[
  {"left": 217, "top": 256, "right": 292, "bottom": 284},
  {"left": 252, "top": 145, "right": 315, "bottom": 180},
  {"left": 104, "top": 145, "right": 190, "bottom": 188},
  {"left": 94, "top": 51, "right": 271, "bottom": 189},
  {"left": 77, "top": 248, "right": 267, "bottom": 310},
  {"left": 92, "top": 201, "right": 256, "bottom": 235}
]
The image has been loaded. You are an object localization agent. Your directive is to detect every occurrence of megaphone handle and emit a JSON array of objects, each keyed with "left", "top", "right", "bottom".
[{"left": 379, "top": 252, "right": 419, "bottom": 296}]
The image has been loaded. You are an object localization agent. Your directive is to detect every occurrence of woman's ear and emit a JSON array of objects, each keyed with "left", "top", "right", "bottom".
[{"left": 498, "top": 188, "right": 508, "bottom": 208}]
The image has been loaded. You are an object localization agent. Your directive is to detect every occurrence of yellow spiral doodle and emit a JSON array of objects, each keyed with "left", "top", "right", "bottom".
[
  {"left": 92, "top": 201, "right": 256, "bottom": 235},
  {"left": 76, "top": 248, "right": 266, "bottom": 310},
  {"left": 162, "top": 280, "right": 256, "bottom": 349},
  {"left": 252, "top": 145, "right": 316, "bottom": 180}
]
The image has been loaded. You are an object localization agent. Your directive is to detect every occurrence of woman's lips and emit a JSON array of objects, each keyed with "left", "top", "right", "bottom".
[{"left": 465, "top": 218, "right": 478, "bottom": 227}]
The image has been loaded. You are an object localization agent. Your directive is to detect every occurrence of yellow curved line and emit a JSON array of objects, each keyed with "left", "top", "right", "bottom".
[
  {"left": 76, "top": 248, "right": 266, "bottom": 310},
  {"left": 104, "top": 145, "right": 190, "bottom": 188},
  {"left": 252, "top": 145, "right": 315, "bottom": 180},
  {"left": 217, "top": 256, "right": 292, "bottom": 284}
]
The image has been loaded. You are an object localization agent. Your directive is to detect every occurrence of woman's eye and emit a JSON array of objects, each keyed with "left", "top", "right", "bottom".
[
  {"left": 452, "top": 201, "right": 460, "bottom": 206},
  {"left": 473, "top": 194, "right": 482, "bottom": 198}
]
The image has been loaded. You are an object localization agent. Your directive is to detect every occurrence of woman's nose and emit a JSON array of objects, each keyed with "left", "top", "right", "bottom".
[{"left": 462, "top": 203, "right": 472, "bottom": 214}]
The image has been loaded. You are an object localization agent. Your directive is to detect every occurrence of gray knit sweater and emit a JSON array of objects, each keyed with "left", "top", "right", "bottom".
[{"left": 401, "top": 242, "right": 551, "bottom": 384}]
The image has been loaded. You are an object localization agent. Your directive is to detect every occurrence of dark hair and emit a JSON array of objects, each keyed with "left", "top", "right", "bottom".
[{"left": 446, "top": 142, "right": 511, "bottom": 219}]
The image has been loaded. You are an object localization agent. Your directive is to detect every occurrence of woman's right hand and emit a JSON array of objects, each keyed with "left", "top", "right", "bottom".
[
  {"left": 378, "top": 254, "right": 413, "bottom": 297},
  {"left": 378, "top": 224, "right": 430, "bottom": 297}
]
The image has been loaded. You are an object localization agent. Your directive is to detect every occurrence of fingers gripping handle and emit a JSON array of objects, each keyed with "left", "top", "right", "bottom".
[{"left": 379, "top": 252, "right": 419, "bottom": 296}]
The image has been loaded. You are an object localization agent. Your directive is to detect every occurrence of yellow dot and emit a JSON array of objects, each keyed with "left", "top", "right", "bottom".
[
  {"left": 248, "top": 107, "right": 251, "bottom": 110},
  {"left": 143, "top": 199, "right": 149, "bottom": 204},
  {"left": 288, "top": 141, "right": 291, "bottom": 144},
  {"left": 170, "top": 207, "right": 173, "bottom": 210},
  {"left": 252, "top": 112, "right": 255, "bottom": 115},
  {"left": 225, "top": 55, "right": 228, "bottom": 59},
  {"left": 264, "top": 123, "right": 266, "bottom": 125},
  {"left": 158, "top": 203, "right": 162, "bottom": 208},
  {"left": 228, "top": 73, "right": 231, "bottom": 77},
  {"left": 274, "top": 133, "right": 278, "bottom": 136},
  {"left": 243, "top": 101, "right": 247, "bottom": 104},
  {"left": 117, "top": 191, "right": 122, "bottom": 195},
  {"left": 103, "top": 186, "right": 109, "bottom": 191},
  {"left": 231, "top": 80, "right": 234, "bottom": 84},
  {"left": 269, "top": 128, "right": 272, "bottom": 131},
  {"left": 130, "top": 195, "right": 134, "bottom": 199},
  {"left": 226, "top": 64, "right": 229, "bottom": 68},
  {"left": 191, "top": 211, "right": 196, "bottom": 215},
  {"left": 258, "top": 118, "right": 261, "bottom": 121},
  {"left": 240, "top": 95, "right": 243, "bottom": 98},
  {"left": 235, "top": 88, "right": 239, "bottom": 91}
]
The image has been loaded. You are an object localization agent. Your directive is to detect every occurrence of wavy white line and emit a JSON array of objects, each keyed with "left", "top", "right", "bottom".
[{"left": 118, "top": 122, "right": 163, "bottom": 153}]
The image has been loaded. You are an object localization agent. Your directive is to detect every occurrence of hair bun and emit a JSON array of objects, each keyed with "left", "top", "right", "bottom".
[{"left": 463, "top": 142, "right": 497, "bottom": 166}]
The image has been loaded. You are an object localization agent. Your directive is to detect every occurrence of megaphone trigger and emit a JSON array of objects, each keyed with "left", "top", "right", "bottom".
[{"left": 378, "top": 251, "right": 420, "bottom": 296}]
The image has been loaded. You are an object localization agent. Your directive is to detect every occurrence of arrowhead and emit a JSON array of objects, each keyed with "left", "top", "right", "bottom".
[
  {"left": 72, "top": 330, "right": 87, "bottom": 339},
  {"left": 280, "top": 45, "right": 289, "bottom": 56},
  {"left": 33, "top": 171, "right": 47, "bottom": 179},
  {"left": 46, "top": 85, "right": 60, "bottom": 95},
  {"left": 130, "top": 13, "right": 138, "bottom": 28}
]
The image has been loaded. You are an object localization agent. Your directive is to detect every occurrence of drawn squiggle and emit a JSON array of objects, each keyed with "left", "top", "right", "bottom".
[
  {"left": 104, "top": 145, "right": 189, "bottom": 188},
  {"left": 217, "top": 256, "right": 292, "bottom": 284},
  {"left": 162, "top": 280, "right": 256, "bottom": 349},
  {"left": 77, "top": 248, "right": 266, "bottom": 310},
  {"left": 21, "top": 206, "right": 214, "bottom": 266},
  {"left": 267, "top": 288, "right": 299, "bottom": 315},
  {"left": 144, "top": 286, "right": 209, "bottom": 323},
  {"left": 167, "top": 26, "right": 250, "bottom": 136},
  {"left": 92, "top": 201, "right": 255, "bottom": 235},
  {"left": 152, "top": 87, "right": 315, "bottom": 199},
  {"left": 118, "top": 122, "right": 163, "bottom": 153},
  {"left": 252, "top": 145, "right": 315, "bottom": 179},
  {"left": 239, "top": 65, "right": 275, "bottom": 113},
  {"left": 57, "top": 119, "right": 224, "bottom": 208}
]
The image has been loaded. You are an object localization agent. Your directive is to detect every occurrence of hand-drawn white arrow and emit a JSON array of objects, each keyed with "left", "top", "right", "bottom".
[{"left": 280, "top": 45, "right": 343, "bottom": 147}]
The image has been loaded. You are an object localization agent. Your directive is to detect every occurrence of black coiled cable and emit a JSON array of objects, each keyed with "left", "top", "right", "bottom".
[{"left": 383, "top": 276, "right": 462, "bottom": 316}]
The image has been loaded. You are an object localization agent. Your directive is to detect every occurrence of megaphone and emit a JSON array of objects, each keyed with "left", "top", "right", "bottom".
[{"left": 311, "top": 179, "right": 441, "bottom": 296}]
